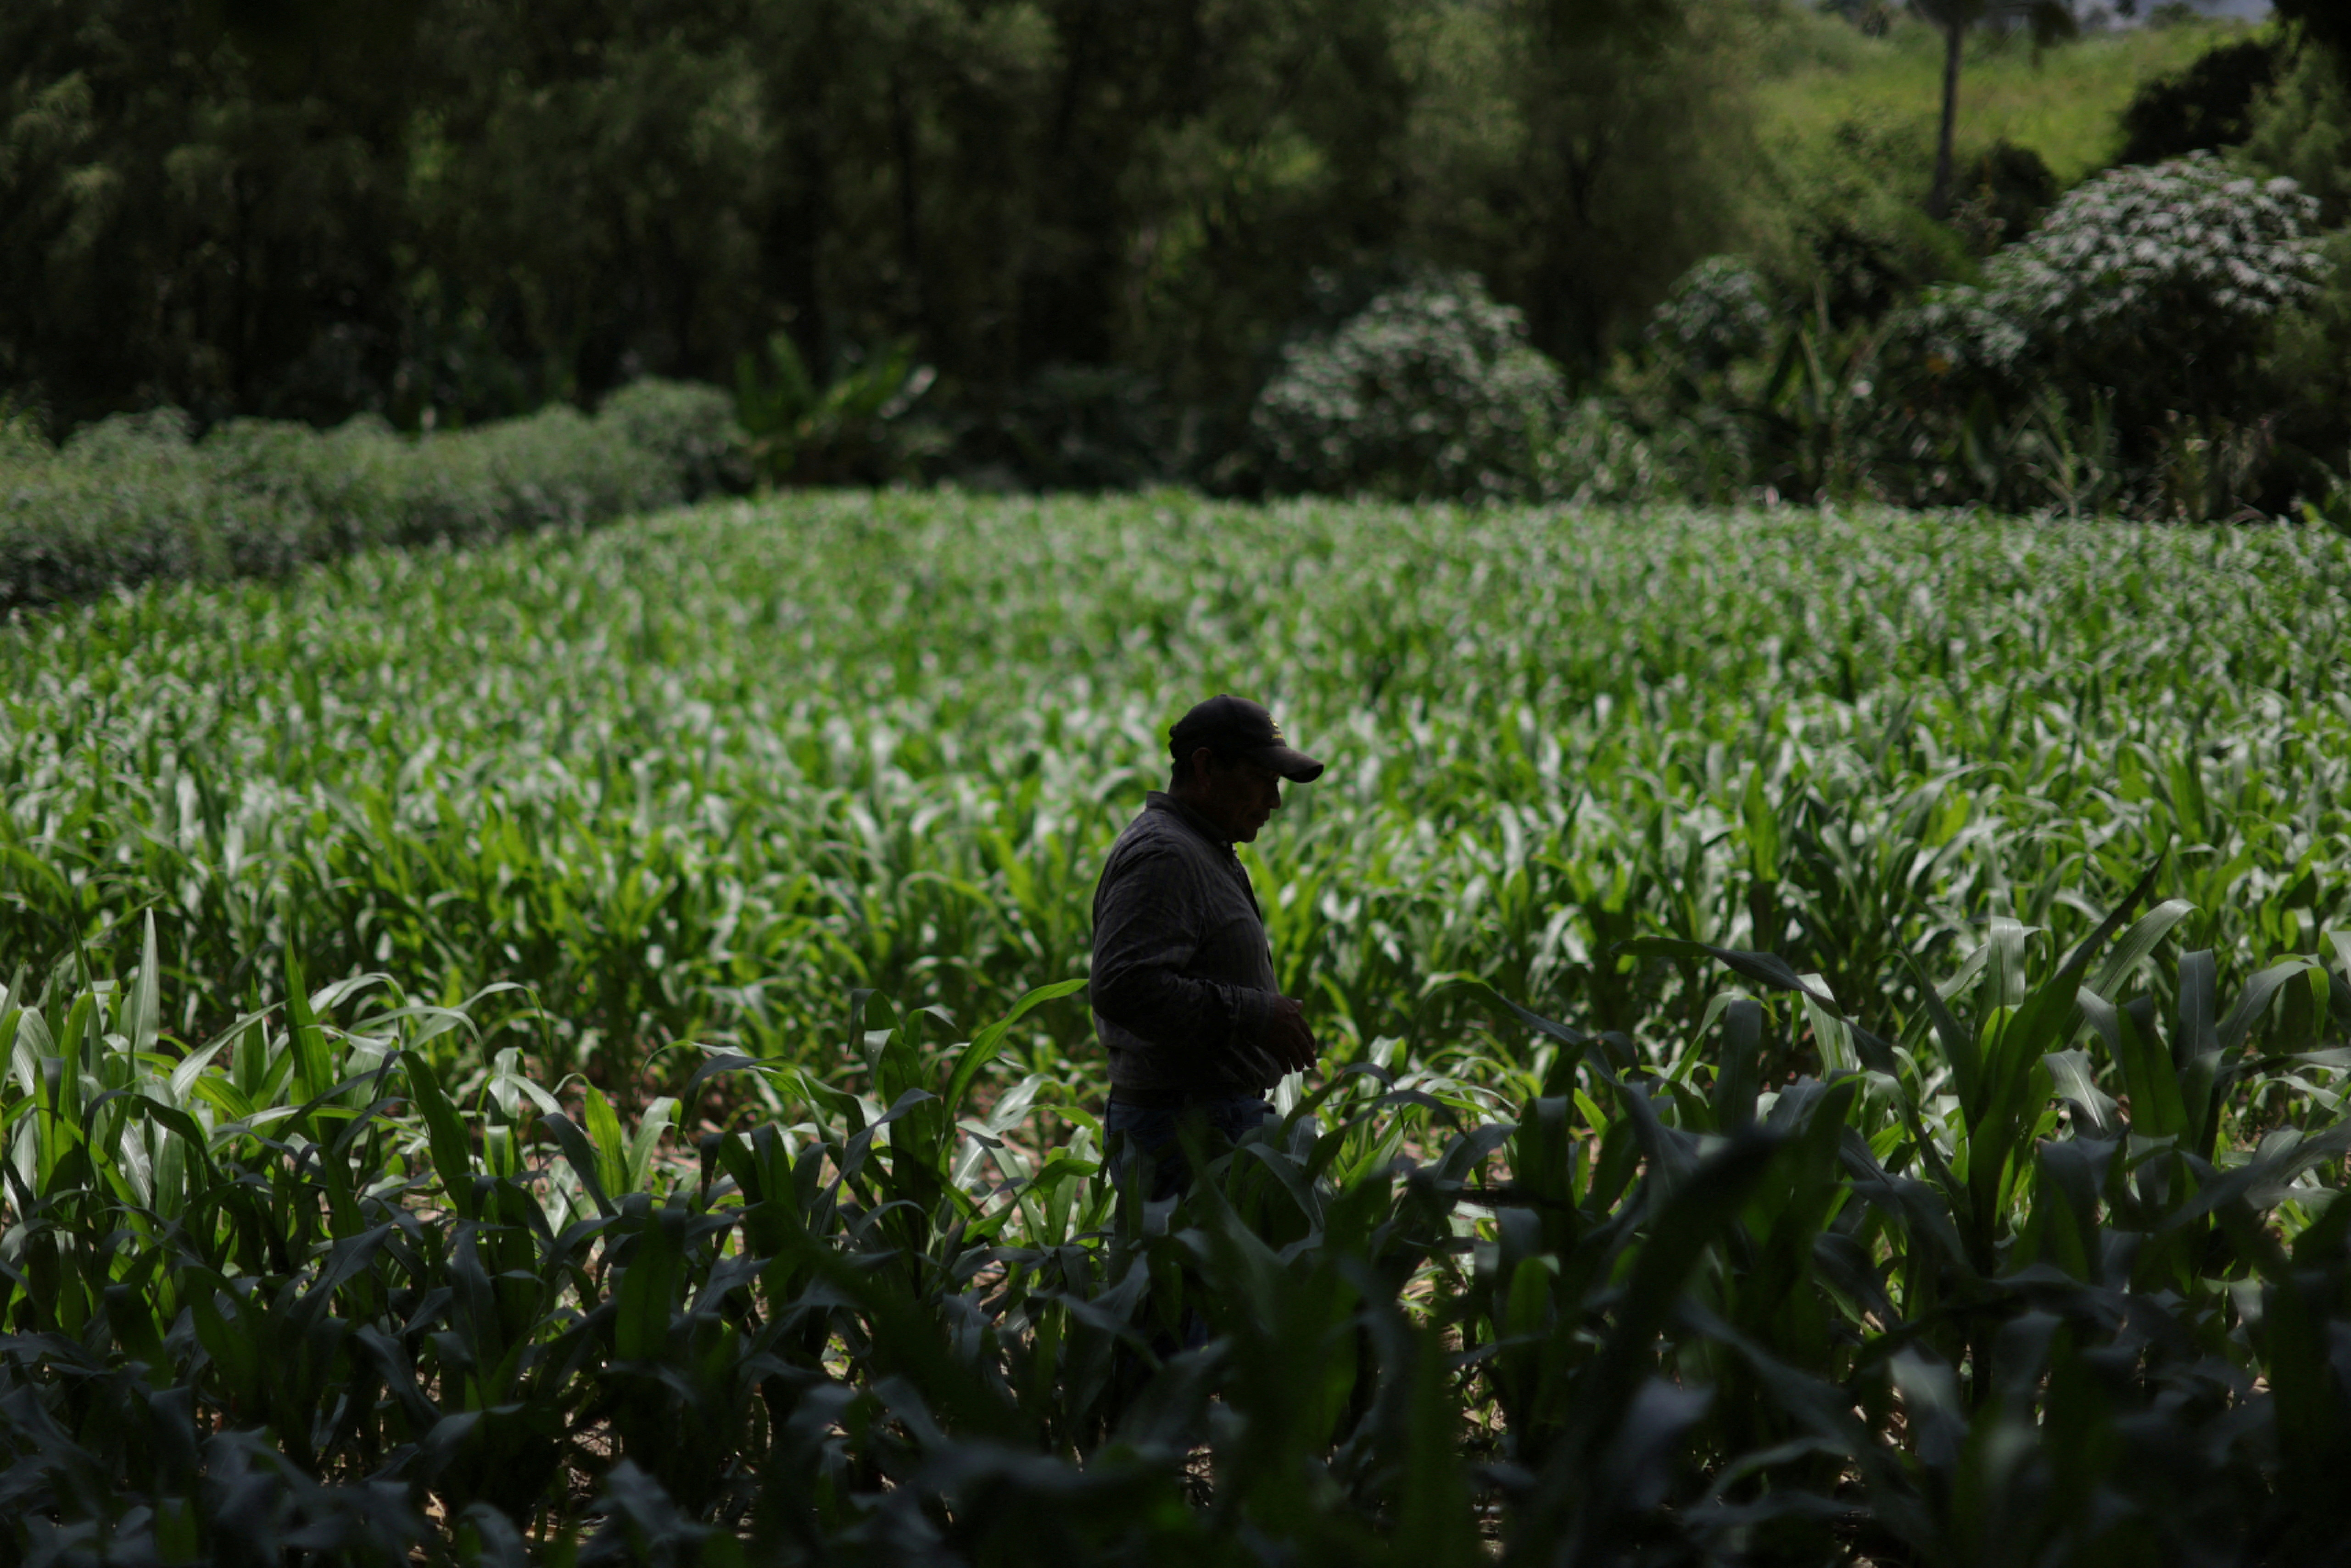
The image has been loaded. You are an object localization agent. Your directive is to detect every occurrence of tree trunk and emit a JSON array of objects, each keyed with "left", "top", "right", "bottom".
[
  {"left": 1928, "top": 15, "right": 1964, "bottom": 218},
  {"left": 887, "top": 64, "right": 931, "bottom": 346},
  {"left": 770, "top": 0, "right": 835, "bottom": 374}
]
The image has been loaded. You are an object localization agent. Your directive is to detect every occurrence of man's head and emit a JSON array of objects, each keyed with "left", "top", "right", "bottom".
[{"left": 1166, "top": 695, "right": 1323, "bottom": 844}]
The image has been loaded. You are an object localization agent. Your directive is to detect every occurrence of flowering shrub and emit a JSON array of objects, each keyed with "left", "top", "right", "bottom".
[
  {"left": 1251, "top": 269, "right": 1567, "bottom": 501},
  {"left": 1997, "top": 152, "right": 2323, "bottom": 343},
  {"left": 1907, "top": 153, "right": 2327, "bottom": 409},
  {"left": 1903, "top": 284, "right": 2033, "bottom": 379},
  {"left": 1647, "top": 256, "right": 1776, "bottom": 372}
]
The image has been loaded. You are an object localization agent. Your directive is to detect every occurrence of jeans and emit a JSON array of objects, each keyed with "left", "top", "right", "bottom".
[
  {"left": 1104, "top": 1093, "right": 1272, "bottom": 1361},
  {"left": 1104, "top": 1094, "right": 1272, "bottom": 1203}
]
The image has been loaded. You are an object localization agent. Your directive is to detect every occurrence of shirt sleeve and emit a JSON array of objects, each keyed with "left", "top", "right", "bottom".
[{"left": 1089, "top": 844, "right": 1278, "bottom": 1060}]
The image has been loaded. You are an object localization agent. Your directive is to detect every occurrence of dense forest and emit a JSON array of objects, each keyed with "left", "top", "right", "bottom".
[
  {"left": 0, "top": 0, "right": 1759, "bottom": 425},
  {"left": 6, "top": 0, "right": 2351, "bottom": 510}
]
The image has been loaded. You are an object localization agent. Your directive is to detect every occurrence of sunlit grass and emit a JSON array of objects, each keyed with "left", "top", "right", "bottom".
[{"left": 1756, "top": 11, "right": 2265, "bottom": 185}]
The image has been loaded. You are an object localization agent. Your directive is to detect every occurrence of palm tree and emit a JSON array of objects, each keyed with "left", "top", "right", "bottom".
[{"left": 1914, "top": 0, "right": 2078, "bottom": 218}]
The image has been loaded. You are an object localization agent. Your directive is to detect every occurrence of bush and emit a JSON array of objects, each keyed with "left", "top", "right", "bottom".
[
  {"left": 0, "top": 386, "right": 737, "bottom": 616},
  {"left": 2117, "top": 37, "right": 2283, "bottom": 166},
  {"left": 2242, "top": 41, "right": 2351, "bottom": 227},
  {"left": 1851, "top": 155, "right": 2328, "bottom": 517},
  {"left": 1532, "top": 399, "right": 1668, "bottom": 505},
  {"left": 0, "top": 413, "right": 243, "bottom": 604},
  {"left": 1950, "top": 140, "right": 2060, "bottom": 253},
  {"left": 732, "top": 336, "right": 944, "bottom": 488},
  {"left": 1910, "top": 152, "right": 2327, "bottom": 423},
  {"left": 1994, "top": 153, "right": 2320, "bottom": 374},
  {"left": 1770, "top": 112, "right": 1976, "bottom": 325},
  {"left": 2277, "top": 0, "right": 2351, "bottom": 67},
  {"left": 1251, "top": 269, "right": 1568, "bottom": 501},
  {"left": 1647, "top": 256, "right": 1776, "bottom": 373},
  {"left": 595, "top": 378, "right": 753, "bottom": 502}
]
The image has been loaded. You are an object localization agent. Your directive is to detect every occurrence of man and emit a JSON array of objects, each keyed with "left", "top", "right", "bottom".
[{"left": 1090, "top": 694, "right": 1324, "bottom": 1199}]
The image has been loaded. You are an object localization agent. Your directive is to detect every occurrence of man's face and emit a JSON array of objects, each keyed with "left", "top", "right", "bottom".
[{"left": 1192, "top": 753, "right": 1284, "bottom": 843}]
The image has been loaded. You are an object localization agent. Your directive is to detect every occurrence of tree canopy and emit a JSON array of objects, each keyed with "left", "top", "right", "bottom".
[{"left": 0, "top": 0, "right": 1765, "bottom": 436}]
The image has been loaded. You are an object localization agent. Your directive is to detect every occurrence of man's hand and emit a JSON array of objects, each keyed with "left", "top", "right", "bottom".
[{"left": 1262, "top": 995, "right": 1318, "bottom": 1075}]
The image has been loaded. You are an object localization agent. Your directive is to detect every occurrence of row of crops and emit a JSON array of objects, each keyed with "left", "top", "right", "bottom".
[
  {"left": 8, "top": 494, "right": 2346, "bottom": 1084},
  {"left": 6, "top": 493, "right": 2351, "bottom": 1562}
]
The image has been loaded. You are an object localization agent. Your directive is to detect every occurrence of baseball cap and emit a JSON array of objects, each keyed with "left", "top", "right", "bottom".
[{"left": 1168, "top": 695, "right": 1325, "bottom": 782}]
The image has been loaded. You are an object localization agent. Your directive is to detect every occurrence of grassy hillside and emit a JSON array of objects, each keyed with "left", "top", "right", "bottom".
[{"left": 1757, "top": 11, "right": 2269, "bottom": 187}]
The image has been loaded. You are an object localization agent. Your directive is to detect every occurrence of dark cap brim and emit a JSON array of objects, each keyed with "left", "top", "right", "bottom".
[{"left": 1255, "top": 744, "right": 1325, "bottom": 783}]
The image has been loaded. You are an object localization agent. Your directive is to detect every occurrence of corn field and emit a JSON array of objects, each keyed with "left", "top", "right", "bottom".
[{"left": 5, "top": 494, "right": 2351, "bottom": 1563}]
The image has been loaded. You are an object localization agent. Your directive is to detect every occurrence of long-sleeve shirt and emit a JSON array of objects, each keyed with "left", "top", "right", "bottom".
[{"left": 1089, "top": 792, "right": 1285, "bottom": 1097}]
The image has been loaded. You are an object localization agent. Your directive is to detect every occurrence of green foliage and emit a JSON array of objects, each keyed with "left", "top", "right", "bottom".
[
  {"left": 1950, "top": 139, "right": 2061, "bottom": 252},
  {"left": 2229, "top": 41, "right": 2351, "bottom": 513},
  {"left": 2117, "top": 34, "right": 2283, "bottom": 165},
  {"left": 2243, "top": 39, "right": 2351, "bottom": 226},
  {"left": 1252, "top": 270, "right": 1568, "bottom": 500},
  {"left": 1913, "top": 0, "right": 2083, "bottom": 217},
  {"left": 0, "top": 0, "right": 1789, "bottom": 450},
  {"left": 1752, "top": 92, "right": 1982, "bottom": 331},
  {"left": 1737, "top": 11, "right": 2295, "bottom": 494},
  {"left": 1647, "top": 256, "right": 1777, "bottom": 372},
  {"left": 966, "top": 365, "right": 1193, "bottom": 494},
  {"left": 2276, "top": 0, "right": 2351, "bottom": 67},
  {"left": 1753, "top": 8, "right": 2242, "bottom": 187},
  {"left": 594, "top": 380, "right": 753, "bottom": 504},
  {"left": 731, "top": 337, "right": 940, "bottom": 489},
  {"left": 1664, "top": 150, "right": 2337, "bottom": 514},
  {"left": 1988, "top": 151, "right": 2326, "bottom": 361},
  {"left": 0, "top": 389, "right": 726, "bottom": 614},
  {"left": 2, "top": 0, "right": 2284, "bottom": 497},
  {"left": 2262, "top": 226, "right": 2351, "bottom": 499},
  {"left": 0, "top": 0, "right": 1427, "bottom": 443},
  {"left": 0, "top": 3, "right": 420, "bottom": 429},
  {"left": 1905, "top": 151, "right": 2328, "bottom": 480},
  {"left": 1401, "top": 0, "right": 1770, "bottom": 372},
  {"left": 5, "top": 872, "right": 2351, "bottom": 1560},
  {"left": 1529, "top": 398, "right": 1700, "bottom": 506},
  {"left": 6, "top": 491, "right": 2350, "bottom": 1102}
]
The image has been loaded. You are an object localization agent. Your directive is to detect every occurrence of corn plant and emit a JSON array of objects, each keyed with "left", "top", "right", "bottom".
[
  {"left": 6, "top": 869, "right": 2350, "bottom": 1564},
  {"left": 9, "top": 494, "right": 2349, "bottom": 1114},
  {"left": 6, "top": 488, "right": 2351, "bottom": 1561}
]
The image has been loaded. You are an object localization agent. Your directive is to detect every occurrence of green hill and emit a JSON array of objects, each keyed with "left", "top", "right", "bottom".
[{"left": 1757, "top": 11, "right": 2269, "bottom": 187}]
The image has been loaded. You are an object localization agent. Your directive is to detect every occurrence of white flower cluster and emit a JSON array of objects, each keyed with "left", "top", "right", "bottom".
[
  {"left": 1906, "top": 152, "right": 2327, "bottom": 380},
  {"left": 1994, "top": 151, "right": 2324, "bottom": 334},
  {"left": 1905, "top": 284, "right": 2033, "bottom": 375},
  {"left": 1252, "top": 270, "right": 1568, "bottom": 500},
  {"left": 1647, "top": 256, "right": 1776, "bottom": 372}
]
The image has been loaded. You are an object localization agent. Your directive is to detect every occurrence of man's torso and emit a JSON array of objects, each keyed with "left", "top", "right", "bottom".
[{"left": 1089, "top": 792, "right": 1280, "bottom": 1097}]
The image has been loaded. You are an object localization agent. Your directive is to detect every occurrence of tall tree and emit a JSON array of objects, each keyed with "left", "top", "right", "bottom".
[
  {"left": 1399, "top": 0, "right": 1765, "bottom": 372},
  {"left": 2274, "top": 0, "right": 2351, "bottom": 63},
  {"left": 1915, "top": 0, "right": 2076, "bottom": 219},
  {"left": 0, "top": 0, "right": 1759, "bottom": 440},
  {"left": 0, "top": 0, "right": 426, "bottom": 426}
]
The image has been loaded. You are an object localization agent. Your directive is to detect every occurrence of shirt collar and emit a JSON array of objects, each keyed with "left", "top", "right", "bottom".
[{"left": 1145, "top": 790, "right": 1234, "bottom": 851}]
